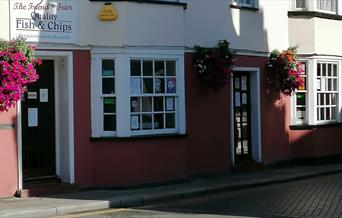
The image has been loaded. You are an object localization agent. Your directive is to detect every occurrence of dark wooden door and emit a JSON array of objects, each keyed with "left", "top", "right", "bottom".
[
  {"left": 233, "top": 72, "right": 252, "bottom": 162},
  {"left": 22, "top": 60, "right": 55, "bottom": 181}
]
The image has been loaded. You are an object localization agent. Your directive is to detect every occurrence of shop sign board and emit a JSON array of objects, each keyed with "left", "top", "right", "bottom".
[{"left": 10, "top": 0, "right": 76, "bottom": 43}]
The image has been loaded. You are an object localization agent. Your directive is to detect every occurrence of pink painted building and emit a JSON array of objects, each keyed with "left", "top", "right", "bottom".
[{"left": 1, "top": 0, "right": 342, "bottom": 197}]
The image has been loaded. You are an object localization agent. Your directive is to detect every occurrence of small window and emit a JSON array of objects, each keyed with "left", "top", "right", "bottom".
[{"left": 232, "top": 0, "right": 256, "bottom": 8}]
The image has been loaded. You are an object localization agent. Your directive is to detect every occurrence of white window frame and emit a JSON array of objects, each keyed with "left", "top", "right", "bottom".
[
  {"left": 91, "top": 48, "right": 186, "bottom": 138},
  {"left": 291, "top": 57, "right": 342, "bottom": 126},
  {"left": 231, "top": 0, "right": 257, "bottom": 8},
  {"left": 292, "top": 0, "right": 339, "bottom": 14}
]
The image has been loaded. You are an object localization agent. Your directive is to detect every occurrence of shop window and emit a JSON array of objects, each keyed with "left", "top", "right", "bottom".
[
  {"left": 291, "top": 59, "right": 341, "bottom": 126},
  {"left": 91, "top": 51, "right": 185, "bottom": 138}
]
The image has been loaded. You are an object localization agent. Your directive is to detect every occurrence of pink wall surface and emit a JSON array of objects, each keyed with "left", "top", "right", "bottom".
[{"left": 0, "top": 108, "right": 18, "bottom": 197}]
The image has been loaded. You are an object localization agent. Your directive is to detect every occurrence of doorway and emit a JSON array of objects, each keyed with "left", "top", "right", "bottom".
[{"left": 21, "top": 60, "right": 56, "bottom": 181}]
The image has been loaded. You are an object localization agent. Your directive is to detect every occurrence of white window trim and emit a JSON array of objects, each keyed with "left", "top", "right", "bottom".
[
  {"left": 291, "top": 56, "right": 342, "bottom": 126},
  {"left": 292, "top": 0, "right": 340, "bottom": 14},
  {"left": 91, "top": 48, "right": 186, "bottom": 138}
]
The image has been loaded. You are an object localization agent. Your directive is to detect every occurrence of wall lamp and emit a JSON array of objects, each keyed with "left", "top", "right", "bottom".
[{"left": 31, "top": 0, "right": 58, "bottom": 19}]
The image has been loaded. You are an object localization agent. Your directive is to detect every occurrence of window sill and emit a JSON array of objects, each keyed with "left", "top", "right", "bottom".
[
  {"left": 89, "top": 0, "right": 187, "bottom": 9},
  {"left": 288, "top": 11, "right": 342, "bottom": 20},
  {"left": 90, "top": 133, "right": 188, "bottom": 141},
  {"left": 230, "top": 5, "right": 258, "bottom": 11},
  {"left": 290, "top": 122, "right": 342, "bottom": 130}
]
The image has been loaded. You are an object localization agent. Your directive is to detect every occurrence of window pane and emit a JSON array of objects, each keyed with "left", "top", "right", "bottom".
[
  {"left": 154, "top": 97, "right": 164, "bottom": 112},
  {"left": 322, "top": 63, "right": 326, "bottom": 76},
  {"left": 142, "top": 114, "right": 153, "bottom": 130},
  {"left": 142, "top": 97, "right": 152, "bottom": 112},
  {"left": 102, "top": 78, "right": 115, "bottom": 94},
  {"left": 155, "top": 78, "right": 165, "bottom": 93},
  {"left": 166, "top": 78, "right": 176, "bottom": 93},
  {"left": 103, "top": 97, "right": 116, "bottom": 113},
  {"left": 333, "top": 64, "right": 337, "bottom": 76},
  {"left": 104, "top": 115, "right": 116, "bottom": 131},
  {"left": 166, "top": 61, "right": 176, "bottom": 76},
  {"left": 102, "top": 60, "right": 114, "bottom": 76},
  {"left": 166, "top": 113, "right": 175, "bottom": 128},
  {"left": 131, "top": 115, "right": 140, "bottom": 130},
  {"left": 296, "top": 107, "right": 306, "bottom": 120},
  {"left": 131, "top": 97, "right": 141, "bottom": 112},
  {"left": 317, "top": 0, "right": 336, "bottom": 12},
  {"left": 296, "top": 93, "right": 306, "bottom": 106},
  {"left": 332, "top": 107, "right": 336, "bottom": 119},
  {"left": 130, "top": 60, "right": 141, "bottom": 76},
  {"left": 155, "top": 60, "right": 165, "bottom": 76},
  {"left": 317, "top": 64, "right": 321, "bottom": 76},
  {"left": 154, "top": 114, "right": 164, "bottom": 129},
  {"left": 143, "top": 60, "right": 153, "bottom": 76},
  {"left": 143, "top": 78, "right": 153, "bottom": 93}
]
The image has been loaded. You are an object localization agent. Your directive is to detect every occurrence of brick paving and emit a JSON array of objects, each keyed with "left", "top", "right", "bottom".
[{"left": 148, "top": 173, "right": 342, "bottom": 218}]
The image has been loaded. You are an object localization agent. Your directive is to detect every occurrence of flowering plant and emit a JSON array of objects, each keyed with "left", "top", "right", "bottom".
[
  {"left": 266, "top": 47, "right": 304, "bottom": 98},
  {"left": 193, "top": 40, "right": 236, "bottom": 91},
  {"left": 0, "top": 38, "right": 41, "bottom": 112}
]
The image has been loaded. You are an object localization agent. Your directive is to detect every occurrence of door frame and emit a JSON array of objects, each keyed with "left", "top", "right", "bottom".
[
  {"left": 17, "top": 51, "right": 74, "bottom": 190},
  {"left": 230, "top": 67, "right": 262, "bottom": 166}
]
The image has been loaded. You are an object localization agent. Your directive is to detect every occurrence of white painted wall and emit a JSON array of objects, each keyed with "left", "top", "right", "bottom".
[
  {"left": 0, "top": 0, "right": 9, "bottom": 40},
  {"left": 288, "top": 18, "right": 316, "bottom": 54},
  {"left": 183, "top": 0, "right": 289, "bottom": 52},
  {"left": 77, "top": 1, "right": 185, "bottom": 47}
]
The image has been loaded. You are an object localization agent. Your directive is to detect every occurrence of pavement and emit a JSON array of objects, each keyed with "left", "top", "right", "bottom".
[{"left": 1, "top": 163, "right": 342, "bottom": 218}]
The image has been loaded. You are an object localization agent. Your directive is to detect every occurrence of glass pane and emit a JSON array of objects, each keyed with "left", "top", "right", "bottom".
[
  {"left": 142, "top": 97, "right": 152, "bottom": 112},
  {"left": 142, "top": 114, "right": 153, "bottom": 130},
  {"left": 166, "top": 78, "right": 176, "bottom": 93},
  {"left": 154, "top": 97, "right": 164, "bottom": 112},
  {"left": 131, "top": 115, "right": 140, "bottom": 130},
  {"left": 317, "top": 64, "right": 321, "bottom": 76},
  {"left": 143, "top": 78, "right": 153, "bottom": 93},
  {"left": 155, "top": 60, "right": 165, "bottom": 76},
  {"left": 326, "top": 108, "right": 330, "bottom": 120},
  {"left": 327, "top": 79, "right": 332, "bottom": 91},
  {"left": 130, "top": 60, "right": 141, "bottom": 76},
  {"left": 166, "top": 113, "right": 175, "bottom": 128},
  {"left": 143, "top": 60, "right": 153, "bottom": 76},
  {"left": 333, "top": 64, "right": 337, "bottom": 76},
  {"left": 103, "top": 97, "right": 116, "bottom": 113},
  {"left": 155, "top": 78, "right": 165, "bottom": 93},
  {"left": 104, "top": 115, "right": 116, "bottom": 131},
  {"left": 102, "top": 78, "right": 115, "bottom": 94},
  {"left": 165, "top": 97, "right": 175, "bottom": 111},
  {"left": 236, "top": 141, "right": 242, "bottom": 155},
  {"left": 102, "top": 60, "right": 114, "bottom": 76},
  {"left": 320, "top": 108, "right": 325, "bottom": 120},
  {"left": 332, "top": 94, "right": 337, "bottom": 105},
  {"left": 242, "top": 123, "right": 248, "bottom": 139},
  {"left": 332, "top": 107, "right": 336, "bottom": 119},
  {"left": 131, "top": 78, "right": 141, "bottom": 94},
  {"left": 328, "top": 64, "right": 332, "bottom": 76},
  {"left": 322, "top": 63, "right": 326, "bottom": 76},
  {"left": 326, "top": 94, "right": 330, "bottom": 105},
  {"left": 154, "top": 114, "right": 164, "bottom": 129},
  {"left": 131, "top": 97, "right": 141, "bottom": 112},
  {"left": 296, "top": 107, "right": 306, "bottom": 120},
  {"left": 333, "top": 79, "right": 337, "bottom": 91},
  {"left": 243, "top": 140, "right": 248, "bottom": 154},
  {"left": 166, "top": 61, "right": 176, "bottom": 76}
]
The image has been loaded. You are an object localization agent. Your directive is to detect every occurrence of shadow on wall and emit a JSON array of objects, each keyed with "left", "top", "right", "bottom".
[{"left": 184, "top": 1, "right": 270, "bottom": 173}]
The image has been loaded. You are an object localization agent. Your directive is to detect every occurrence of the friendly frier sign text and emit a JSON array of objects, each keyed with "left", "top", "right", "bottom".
[{"left": 10, "top": 0, "right": 76, "bottom": 43}]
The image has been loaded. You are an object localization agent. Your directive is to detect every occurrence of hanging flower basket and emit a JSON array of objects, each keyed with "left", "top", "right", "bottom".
[
  {"left": 0, "top": 38, "right": 41, "bottom": 112},
  {"left": 193, "top": 40, "right": 236, "bottom": 91},
  {"left": 266, "top": 47, "right": 304, "bottom": 99}
]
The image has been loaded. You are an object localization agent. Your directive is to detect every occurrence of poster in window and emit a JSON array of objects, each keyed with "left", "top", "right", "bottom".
[
  {"left": 40, "top": 89, "right": 48, "bottom": 102},
  {"left": 130, "top": 78, "right": 141, "bottom": 94},
  {"left": 131, "top": 115, "right": 140, "bottom": 130},
  {"left": 167, "top": 78, "right": 176, "bottom": 93},
  {"left": 166, "top": 97, "right": 174, "bottom": 111}
]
